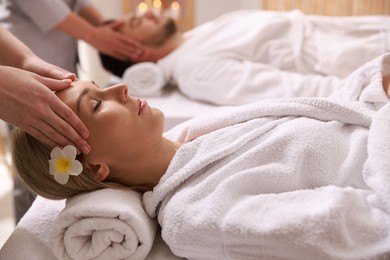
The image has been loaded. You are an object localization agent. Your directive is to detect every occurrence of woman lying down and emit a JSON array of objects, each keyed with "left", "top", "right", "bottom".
[{"left": 12, "top": 53, "right": 390, "bottom": 260}]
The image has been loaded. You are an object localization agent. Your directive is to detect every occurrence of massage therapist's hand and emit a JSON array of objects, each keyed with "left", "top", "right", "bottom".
[
  {"left": 0, "top": 65, "right": 90, "bottom": 154},
  {"left": 20, "top": 54, "right": 77, "bottom": 82},
  {"left": 89, "top": 20, "right": 143, "bottom": 61}
]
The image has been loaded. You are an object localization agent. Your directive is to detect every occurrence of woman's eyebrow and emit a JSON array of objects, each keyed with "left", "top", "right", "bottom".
[
  {"left": 91, "top": 80, "right": 101, "bottom": 89},
  {"left": 76, "top": 88, "right": 90, "bottom": 115}
]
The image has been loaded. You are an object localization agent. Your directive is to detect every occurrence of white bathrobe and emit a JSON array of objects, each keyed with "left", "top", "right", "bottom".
[
  {"left": 158, "top": 10, "right": 390, "bottom": 105},
  {"left": 143, "top": 54, "right": 390, "bottom": 259}
]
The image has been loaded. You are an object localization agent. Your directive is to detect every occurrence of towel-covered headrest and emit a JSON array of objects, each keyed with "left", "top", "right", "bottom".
[{"left": 122, "top": 62, "right": 166, "bottom": 97}]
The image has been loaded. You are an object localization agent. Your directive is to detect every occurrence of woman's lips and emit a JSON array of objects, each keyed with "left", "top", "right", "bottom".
[{"left": 138, "top": 99, "right": 148, "bottom": 115}]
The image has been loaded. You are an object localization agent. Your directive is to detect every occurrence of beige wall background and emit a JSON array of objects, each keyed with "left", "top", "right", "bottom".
[{"left": 261, "top": 0, "right": 389, "bottom": 15}]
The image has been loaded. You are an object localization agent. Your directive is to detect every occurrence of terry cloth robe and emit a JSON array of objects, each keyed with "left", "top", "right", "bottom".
[
  {"left": 143, "top": 54, "right": 390, "bottom": 260},
  {"left": 158, "top": 9, "right": 390, "bottom": 105}
]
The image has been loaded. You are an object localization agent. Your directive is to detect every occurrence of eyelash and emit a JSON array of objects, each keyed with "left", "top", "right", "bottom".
[{"left": 94, "top": 100, "right": 102, "bottom": 111}]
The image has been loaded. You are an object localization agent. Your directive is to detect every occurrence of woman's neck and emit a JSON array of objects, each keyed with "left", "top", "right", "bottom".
[
  {"left": 118, "top": 137, "right": 181, "bottom": 190},
  {"left": 153, "top": 137, "right": 182, "bottom": 183}
]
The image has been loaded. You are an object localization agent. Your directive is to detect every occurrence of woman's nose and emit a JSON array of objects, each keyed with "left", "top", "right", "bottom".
[{"left": 108, "top": 83, "right": 129, "bottom": 102}]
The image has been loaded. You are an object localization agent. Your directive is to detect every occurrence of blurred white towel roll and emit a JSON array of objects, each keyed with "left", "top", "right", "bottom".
[{"left": 123, "top": 62, "right": 166, "bottom": 97}]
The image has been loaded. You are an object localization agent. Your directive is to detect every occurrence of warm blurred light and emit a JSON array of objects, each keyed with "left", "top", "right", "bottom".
[
  {"left": 171, "top": 1, "right": 180, "bottom": 10},
  {"left": 138, "top": 2, "right": 148, "bottom": 12},
  {"left": 153, "top": 0, "right": 162, "bottom": 8}
]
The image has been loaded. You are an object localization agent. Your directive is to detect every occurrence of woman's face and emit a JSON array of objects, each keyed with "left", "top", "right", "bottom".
[
  {"left": 119, "top": 11, "right": 174, "bottom": 46},
  {"left": 56, "top": 81, "right": 165, "bottom": 184}
]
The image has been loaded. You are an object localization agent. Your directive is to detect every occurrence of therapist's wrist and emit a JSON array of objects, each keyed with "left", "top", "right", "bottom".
[
  {"left": 14, "top": 50, "right": 38, "bottom": 71},
  {"left": 82, "top": 25, "right": 100, "bottom": 45}
]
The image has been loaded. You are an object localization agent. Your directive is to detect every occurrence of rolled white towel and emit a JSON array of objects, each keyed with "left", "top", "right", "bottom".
[
  {"left": 51, "top": 188, "right": 158, "bottom": 260},
  {"left": 122, "top": 62, "right": 166, "bottom": 97}
]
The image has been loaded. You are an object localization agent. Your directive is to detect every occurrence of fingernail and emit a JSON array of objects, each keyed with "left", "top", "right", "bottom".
[
  {"left": 81, "top": 145, "right": 90, "bottom": 154},
  {"left": 82, "top": 131, "right": 89, "bottom": 139},
  {"left": 61, "top": 79, "right": 72, "bottom": 87},
  {"left": 65, "top": 73, "right": 75, "bottom": 79}
]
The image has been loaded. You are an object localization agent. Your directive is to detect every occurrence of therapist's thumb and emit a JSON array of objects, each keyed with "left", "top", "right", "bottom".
[
  {"left": 109, "top": 20, "right": 124, "bottom": 30},
  {"left": 40, "top": 77, "right": 73, "bottom": 91}
]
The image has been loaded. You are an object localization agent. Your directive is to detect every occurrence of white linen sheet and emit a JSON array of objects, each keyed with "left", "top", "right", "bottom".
[{"left": 143, "top": 54, "right": 390, "bottom": 259}]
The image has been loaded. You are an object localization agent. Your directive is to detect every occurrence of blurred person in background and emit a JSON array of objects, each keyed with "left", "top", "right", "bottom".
[{"left": 1, "top": 0, "right": 144, "bottom": 74}]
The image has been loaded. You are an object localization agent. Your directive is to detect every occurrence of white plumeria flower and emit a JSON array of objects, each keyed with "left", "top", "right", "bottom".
[{"left": 48, "top": 145, "right": 83, "bottom": 185}]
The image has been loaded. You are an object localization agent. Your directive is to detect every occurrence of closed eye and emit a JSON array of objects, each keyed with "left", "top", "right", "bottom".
[
  {"left": 130, "top": 16, "right": 142, "bottom": 28},
  {"left": 94, "top": 100, "right": 102, "bottom": 111}
]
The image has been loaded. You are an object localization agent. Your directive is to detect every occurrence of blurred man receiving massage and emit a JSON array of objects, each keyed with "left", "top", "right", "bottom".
[
  {"left": 99, "top": 9, "right": 390, "bottom": 105},
  {"left": 11, "top": 52, "right": 390, "bottom": 259}
]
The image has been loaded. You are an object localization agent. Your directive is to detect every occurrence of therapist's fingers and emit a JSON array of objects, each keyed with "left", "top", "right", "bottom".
[
  {"left": 95, "top": 22, "right": 143, "bottom": 61},
  {"left": 109, "top": 23, "right": 143, "bottom": 59},
  {"left": 29, "top": 123, "right": 68, "bottom": 150},
  {"left": 27, "top": 75, "right": 87, "bottom": 152},
  {"left": 49, "top": 99, "right": 90, "bottom": 154},
  {"left": 28, "top": 129, "right": 59, "bottom": 150},
  {"left": 30, "top": 77, "right": 87, "bottom": 149},
  {"left": 22, "top": 55, "right": 77, "bottom": 81},
  {"left": 130, "top": 48, "right": 152, "bottom": 62},
  {"left": 29, "top": 120, "right": 87, "bottom": 155},
  {"left": 53, "top": 79, "right": 73, "bottom": 91},
  {"left": 37, "top": 77, "right": 74, "bottom": 92},
  {"left": 109, "top": 21, "right": 141, "bottom": 48},
  {"left": 127, "top": 48, "right": 144, "bottom": 60},
  {"left": 108, "top": 43, "right": 143, "bottom": 61},
  {"left": 41, "top": 66, "right": 77, "bottom": 81},
  {"left": 109, "top": 20, "right": 126, "bottom": 31},
  {"left": 113, "top": 35, "right": 145, "bottom": 60}
]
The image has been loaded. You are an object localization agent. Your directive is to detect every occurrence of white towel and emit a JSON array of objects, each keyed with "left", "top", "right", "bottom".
[
  {"left": 144, "top": 54, "right": 390, "bottom": 259},
  {"left": 0, "top": 195, "right": 182, "bottom": 260},
  {"left": 122, "top": 62, "right": 166, "bottom": 97},
  {"left": 51, "top": 188, "right": 158, "bottom": 260}
]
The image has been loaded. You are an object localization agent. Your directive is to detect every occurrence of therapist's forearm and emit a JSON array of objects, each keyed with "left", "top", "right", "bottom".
[
  {"left": 55, "top": 12, "right": 101, "bottom": 45},
  {"left": 0, "top": 25, "right": 36, "bottom": 68},
  {"left": 79, "top": 5, "right": 105, "bottom": 26}
]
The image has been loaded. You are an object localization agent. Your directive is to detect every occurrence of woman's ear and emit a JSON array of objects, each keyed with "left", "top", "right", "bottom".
[{"left": 85, "top": 163, "right": 110, "bottom": 182}]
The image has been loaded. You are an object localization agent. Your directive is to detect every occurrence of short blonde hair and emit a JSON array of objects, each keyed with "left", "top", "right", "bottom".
[{"left": 11, "top": 128, "right": 109, "bottom": 200}]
